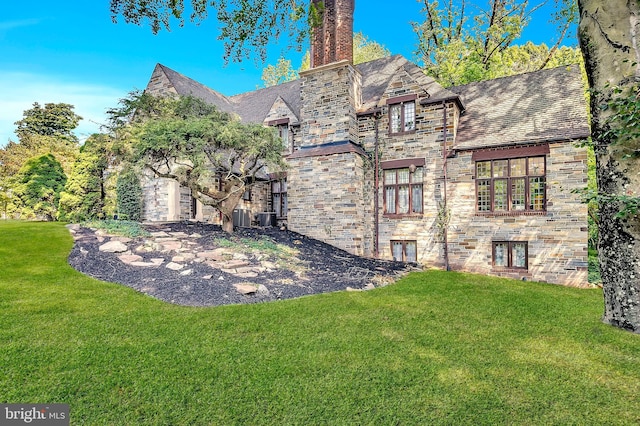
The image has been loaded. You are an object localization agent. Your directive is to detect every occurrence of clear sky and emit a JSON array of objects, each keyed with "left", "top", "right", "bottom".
[{"left": 0, "top": 1, "right": 576, "bottom": 146}]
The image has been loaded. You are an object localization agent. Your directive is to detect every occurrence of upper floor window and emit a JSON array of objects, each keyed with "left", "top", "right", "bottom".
[
  {"left": 278, "top": 124, "right": 290, "bottom": 150},
  {"left": 476, "top": 156, "right": 546, "bottom": 213},
  {"left": 387, "top": 94, "right": 417, "bottom": 135},
  {"left": 268, "top": 118, "right": 291, "bottom": 152}
]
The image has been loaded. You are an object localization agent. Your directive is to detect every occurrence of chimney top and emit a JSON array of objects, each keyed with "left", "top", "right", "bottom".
[{"left": 310, "top": 0, "right": 355, "bottom": 69}]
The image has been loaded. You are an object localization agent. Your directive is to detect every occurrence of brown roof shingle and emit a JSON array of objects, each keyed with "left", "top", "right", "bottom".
[{"left": 450, "top": 64, "right": 591, "bottom": 150}]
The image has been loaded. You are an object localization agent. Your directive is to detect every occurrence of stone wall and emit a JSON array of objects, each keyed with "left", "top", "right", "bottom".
[
  {"left": 443, "top": 143, "right": 589, "bottom": 286},
  {"left": 299, "top": 61, "right": 361, "bottom": 147},
  {"left": 287, "top": 151, "right": 366, "bottom": 256}
]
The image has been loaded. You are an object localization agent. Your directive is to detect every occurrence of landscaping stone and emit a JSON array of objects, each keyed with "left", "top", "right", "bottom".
[
  {"left": 180, "top": 269, "right": 194, "bottom": 276},
  {"left": 118, "top": 254, "right": 143, "bottom": 264},
  {"left": 234, "top": 283, "right": 257, "bottom": 295},
  {"left": 99, "top": 240, "right": 129, "bottom": 253},
  {"left": 166, "top": 262, "right": 184, "bottom": 271}
]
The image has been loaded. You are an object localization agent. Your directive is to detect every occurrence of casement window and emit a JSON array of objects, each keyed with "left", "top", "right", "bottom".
[
  {"left": 278, "top": 124, "right": 290, "bottom": 150},
  {"left": 271, "top": 177, "right": 287, "bottom": 218},
  {"left": 476, "top": 156, "right": 546, "bottom": 213},
  {"left": 391, "top": 240, "right": 417, "bottom": 263},
  {"left": 493, "top": 241, "right": 528, "bottom": 269},
  {"left": 384, "top": 166, "right": 423, "bottom": 216},
  {"left": 268, "top": 118, "right": 291, "bottom": 151},
  {"left": 387, "top": 95, "right": 417, "bottom": 134}
]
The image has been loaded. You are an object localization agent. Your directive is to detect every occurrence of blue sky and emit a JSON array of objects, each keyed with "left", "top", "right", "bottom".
[{"left": 0, "top": 1, "right": 576, "bottom": 146}]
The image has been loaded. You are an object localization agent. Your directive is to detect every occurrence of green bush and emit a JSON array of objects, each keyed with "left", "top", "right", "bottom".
[{"left": 116, "top": 169, "right": 143, "bottom": 221}]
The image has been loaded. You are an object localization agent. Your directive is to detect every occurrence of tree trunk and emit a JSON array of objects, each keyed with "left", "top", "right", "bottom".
[{"left": 578, "top": 0, "right": 640, "bottom": 333}]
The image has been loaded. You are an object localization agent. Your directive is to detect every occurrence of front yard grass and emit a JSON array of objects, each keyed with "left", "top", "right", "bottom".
[{"left": 1, "top": 221, "right": 639, "bottom": 425}]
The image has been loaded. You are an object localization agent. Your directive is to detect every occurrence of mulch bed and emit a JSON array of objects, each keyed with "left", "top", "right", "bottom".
[{"left": 68, "top": 222, "right": 415, "bottom": 307}]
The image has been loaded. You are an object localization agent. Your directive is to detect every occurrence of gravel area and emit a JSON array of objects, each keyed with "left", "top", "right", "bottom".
[{"left": 68, "top": 222, "right": 415, "bottom": 307}]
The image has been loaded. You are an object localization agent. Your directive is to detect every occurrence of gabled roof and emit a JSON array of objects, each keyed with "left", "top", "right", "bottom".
[
  {"left": 152, "top": 64, "right": 233, "bottom": 111},
  {"left": 450, "top": 64, "right": 591, "bottom": 150},
  {"left": 230, "top": 79, "right": 301, "bottom": 124}
]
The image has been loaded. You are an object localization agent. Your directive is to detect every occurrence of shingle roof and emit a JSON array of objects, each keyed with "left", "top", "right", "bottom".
[
  {"left": 157, "top": 64, "right": 233, "bottom": 111},
  {"left": 449, "top": 64, "right": 591, "bottom": 150},
  {"left": 150, "top": 60, "right": 590, "bottom": 150}
]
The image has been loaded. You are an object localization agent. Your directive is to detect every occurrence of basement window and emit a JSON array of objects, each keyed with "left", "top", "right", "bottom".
[
  {"left": 493, "top": 241, "right": 528, "bottom": 269},
  {"left": 391, "top": 240, "right": 417, "bottom": 263}
]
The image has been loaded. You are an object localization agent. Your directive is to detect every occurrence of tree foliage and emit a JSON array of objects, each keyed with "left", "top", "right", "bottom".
[
  {"left": 58, "top": 134, "right": 113, "bottom": 222},
  {"left": 412, "top": 0, "right": 580, "bottom": 87},
  {"left": 111, "top": 93, "right": 286, "bottom": 231},
  {"left": 116, "top": 167, "right": 144, "bottom": 222},
  {"left": 14, "top": 102, "right": 82, "bottom": 143},
  {"left": 13, "top": 154, "right": 67, "bottom": 221},
  {"left": 261, "top": 32, "right": 391, "bottom": 87},
  {"left": 110, "top": 0, "right": 309, "bottom": 63}
]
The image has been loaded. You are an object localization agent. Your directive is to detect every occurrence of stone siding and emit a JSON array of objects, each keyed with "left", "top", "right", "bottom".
[
  {"left": 443, "top": 143, "right": 589, "bottom": 286},
  {"left": 299, "top": 61, "right": 361, "bottom": 147},
  {"left": 287, "top": 152, "right": 365, "bottom": 256}
]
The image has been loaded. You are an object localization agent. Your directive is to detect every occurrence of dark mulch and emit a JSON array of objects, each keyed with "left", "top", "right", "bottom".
[{"left": 68, "top": 222, "right": 414, "bottom": 307}]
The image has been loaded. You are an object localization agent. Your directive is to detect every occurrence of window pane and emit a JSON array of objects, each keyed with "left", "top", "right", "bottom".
[
  {"left": 406, "top": 241, "right": 417, "bottom": 262},
  {"left": 404, "top": 102, "right": 415, "bottom": 131},
  {"left": 272, "top": 181, "right": 280, "bottom": 193},
  {"left": 529, "top": 177, "right": 545, "bottom": 210},
  {"left": 279, "top": 125, "right": 289, "bottom": 148},
  {"left": 494, "top": 243, "right": 507, "bottom": 267},
  {"left": 390, "top": 104, "right": 401, "bottom": 133},
  {"left": 273, "top": 194, "right": 281, "bottom": 217},
  {"left": 412, "top": 184, "right": 423, "bottom": 213},
  {"left": 512, "top": 243, "right": 527, "bottom": 268},
  {"left": 413, "top": 166, "right": 423, "bottom": 182},
  {"left": 392, "top": 242, "right": 403, "bottom": 261},
  {"left": 510, "top": 158, "right": 526, "bottom": 177},
  {"left": 281, "top": 179, "right": 287, "bottom": 192},
  {"left": 385, "top": 186, "right": 396, "bottom": 214},
  {"left": 528, "top": 157, "right": 545, "bottom": 175},
  {"left": 493, "top": 160, "right": 508, "bottom": 177},
  {"left": 511, "top": 178, "right": 526, "bottom": 210},
  {"left": 384, "top": 170, "right": 396, "bottom": 185},
  {"left": 477, "top": 161, "right": 491, "bottom": 179},
  {"left": 398, "top": 185, "right": 409, "bottom": 214},
  {"left": 494, "top": 179, "right": 508, "bottom": 211},
  {"left": 477, "top": 180, "right": 491, "bottom": 211},
  {"left": 398, "top": 168, "right": 410, "bottom": 184},
  {"left": 282, "top": 194, "right": 288, "bottom": 217}
]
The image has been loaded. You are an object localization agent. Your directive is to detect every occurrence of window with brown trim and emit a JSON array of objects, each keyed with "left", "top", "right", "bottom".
[
  {"left": 391, "top": 240, "right": 417, "bottom": 262},
  {"left": 389, "top": 101, "right": 416, "bottom": 134},
  {"left": 476, "top": 156, "right": 546, "bottom": 213},
  {"left": 384, "top": 166, "right": 423, "bottom": 216},
  {"left": 271, "top": 177, "right": 287, "bottom": 218},
  {"left": 493, "top": 241, "right": 528, "bottom": 269}
]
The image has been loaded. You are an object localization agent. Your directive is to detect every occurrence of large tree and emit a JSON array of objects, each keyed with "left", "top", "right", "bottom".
[
  {"left": 578, "top": 0, "right": 640, "bottom": 333},
  {"left": 111, "top": 93, "right": 286, "bottom": 232},
  {"left": 412, "top": 0, "right": 580, "bottom": 87},
  {"left": 58, "top": 134, "right": 114, "bottom": 222},
  {"left": 110, "top": 0, "right": 310, "bottom": 62},
  {"left": 13, "top": 154, "right": 67, "bottom": 221}
]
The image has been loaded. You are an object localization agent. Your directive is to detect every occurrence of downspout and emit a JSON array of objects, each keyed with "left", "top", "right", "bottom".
[
  {"left": 442, "top": 101, "right": 450, "bottom": 271},
  {"left": 373, "top": 109, "right": 381, "bottom": 258}
]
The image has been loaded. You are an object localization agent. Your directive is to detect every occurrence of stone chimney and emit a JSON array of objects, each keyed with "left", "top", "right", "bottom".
[{"left": 310, "top": 0, "right": 354, "bottom": 68}]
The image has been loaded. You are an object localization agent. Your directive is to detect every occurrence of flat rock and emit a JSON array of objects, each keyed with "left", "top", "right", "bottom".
[
  {"left": 166, "top": 262, "right": 184, "bottom": 271},
  {"left": 118, "top": 254, "right": 143, "bottom": 264},
  {"left": 234, "top": 283, "right": 257, "bottom": 295},
  {"left": 99, "top": 240, "right": 128, "bottom": 253}
]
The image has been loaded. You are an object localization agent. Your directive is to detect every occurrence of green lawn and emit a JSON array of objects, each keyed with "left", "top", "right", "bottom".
[{"left": 1, "top": 221, "right": 639, "bottom": 425}]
